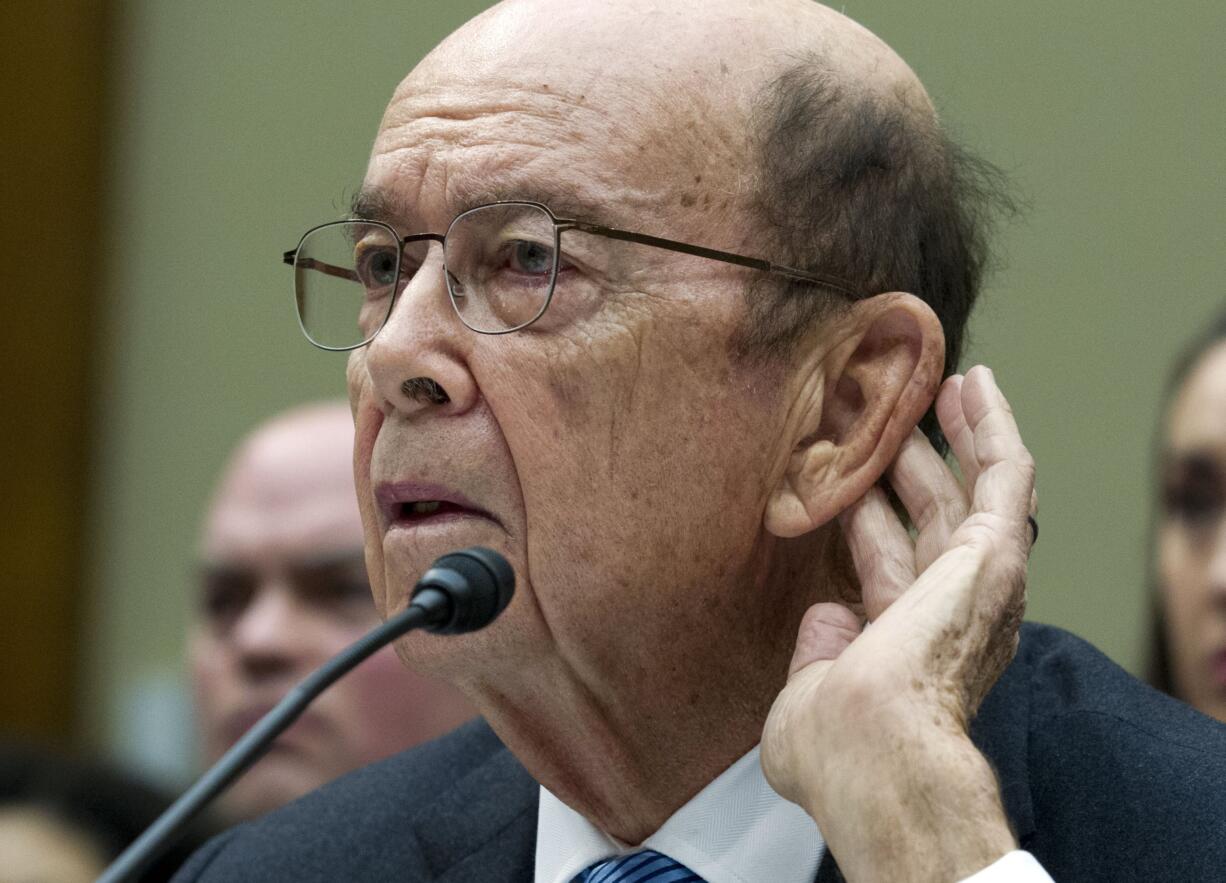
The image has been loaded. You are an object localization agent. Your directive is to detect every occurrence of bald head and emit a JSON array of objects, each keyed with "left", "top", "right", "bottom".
[
  {"left": 200, "top": 403, "right": 358, "bottom": 564},
  {"left": 368, "top": 0, "right": 994, "bottom": 392},
  {"left": 378, "top": 0, "right": 932, "bottom": 231},
  {"left": 412, "top": 0, "right": 930, "bottom": 124}
]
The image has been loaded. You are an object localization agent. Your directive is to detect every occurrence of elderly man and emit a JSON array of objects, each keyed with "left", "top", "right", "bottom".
[
  {"left": 188, "top": 403, "right": 474, "bottom": 821},
  {"left": 178, "top": 1, "right": 1226, "bottom": 880}
]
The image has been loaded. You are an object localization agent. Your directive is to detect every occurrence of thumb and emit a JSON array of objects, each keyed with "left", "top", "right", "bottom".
[{"left": 788, "top": 602, "right": 863, "bottom": 677}]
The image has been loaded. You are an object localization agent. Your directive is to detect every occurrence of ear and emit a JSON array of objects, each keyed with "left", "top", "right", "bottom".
[{"left": 765, "top": 293, "right": 944, "bottom": 538}]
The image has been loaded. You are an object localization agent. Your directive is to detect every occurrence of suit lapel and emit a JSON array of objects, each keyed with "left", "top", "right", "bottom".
[
  {"left": 813, "top": 848, "right": 845, "bottom": 883},
  {"left": 971, "top": 636, "right": 1036, "bottom": 846},
  {"left": 409, "top": 730, "right": 540, "bottom": 882}
]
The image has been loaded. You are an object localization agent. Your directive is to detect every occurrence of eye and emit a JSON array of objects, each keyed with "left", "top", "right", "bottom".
[
  {"left": 355, "top": 246, "right": 399, "bottom": 289},
  {"left": 507, "top": 240, "right": 555, "bottom": 276},
  {"left": 1162, "top": 453, "right": 1225, "bottom": 529},
  {"left": 318, "top": 576, "right": 371, "bottom": 606},
  {"left": 298, "top": 564, "right": 375, "bottom": 625},
  {"left": 200, "top": 570, "right": 255, "bottom": 630},
  {"left": 1164, "top": 485, "right": 1224, "bottom": 526}
]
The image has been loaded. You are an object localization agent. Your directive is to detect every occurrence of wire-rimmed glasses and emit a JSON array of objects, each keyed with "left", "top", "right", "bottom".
[{"left": 282, "top": 200, "right": 860, "bottom": 351}]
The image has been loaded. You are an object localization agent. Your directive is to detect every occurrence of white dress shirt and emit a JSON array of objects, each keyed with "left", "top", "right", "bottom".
[{"left": 534, "top": 745, "right": 1054, "bottom": 883}]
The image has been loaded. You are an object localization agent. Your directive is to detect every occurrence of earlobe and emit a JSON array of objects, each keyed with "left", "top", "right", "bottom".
[
  {"left": 765, "top": 438, "right": 839, "bottom": 537},
  {"left": 764, "top": 293, "right": 944, "bottom": 540}
]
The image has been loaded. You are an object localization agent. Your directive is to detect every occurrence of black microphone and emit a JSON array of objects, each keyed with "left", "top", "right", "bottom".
[{"left": 98, "top": 546, "right": 514, "bottom": 883}]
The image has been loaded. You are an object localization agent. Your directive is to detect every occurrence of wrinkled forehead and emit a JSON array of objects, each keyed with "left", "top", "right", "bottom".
[
  {"left": 368, "top": 82, "right": 660, "bottom": 222},
  {"left": 363, "top": 3, "right": 754, "bottom": 233}
]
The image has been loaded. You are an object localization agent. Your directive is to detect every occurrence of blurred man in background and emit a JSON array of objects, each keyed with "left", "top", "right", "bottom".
[{"left": 188, "top": 402, "right": 474, "bottom": 821}]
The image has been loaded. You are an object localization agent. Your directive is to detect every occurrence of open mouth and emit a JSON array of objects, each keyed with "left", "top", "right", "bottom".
[
  {"left": 375, "top": 483, "right": 497, "bottom": 531},
  {"left": 392, "top": 500, "right": 474, "bottom": 524}
]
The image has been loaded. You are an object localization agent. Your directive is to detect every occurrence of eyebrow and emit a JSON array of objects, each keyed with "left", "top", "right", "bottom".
[
  {"left": 350, "top": 179, "right": 611, "bottom": 231},
  {"left": 350, "top": 186, "right": 410, "bottom": 225},
  {"left": 1163, "top": 449, "right": 1221, "bottom": 473}
]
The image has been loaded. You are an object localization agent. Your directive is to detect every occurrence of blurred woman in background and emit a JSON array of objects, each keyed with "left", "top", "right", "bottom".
[
  {"left": 1150, "top": 312, "right": 1226, "bottom": 723},
  {"left": 0, "top": 741, "right": 217, "bottom": 882}
]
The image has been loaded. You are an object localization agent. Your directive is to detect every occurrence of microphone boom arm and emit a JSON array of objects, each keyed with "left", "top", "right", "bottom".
[
  {"left": 99, "top": 591, "right": 448, "bottom": 883},
  {"left": 99, "top": 544, "right": 513, "bottom": 882}
]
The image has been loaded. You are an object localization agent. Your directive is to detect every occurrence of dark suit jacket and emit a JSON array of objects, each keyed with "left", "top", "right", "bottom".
[{"left": 174, "top": 624, "right": 1226, "bottom": 881}]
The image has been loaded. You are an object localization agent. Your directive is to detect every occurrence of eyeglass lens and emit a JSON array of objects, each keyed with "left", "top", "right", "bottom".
[{"left": 292, "top": 203, "right": 560, "bottom": 348}]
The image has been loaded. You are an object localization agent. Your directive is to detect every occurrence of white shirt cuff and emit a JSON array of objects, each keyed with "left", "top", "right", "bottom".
[{"left": 958, "top": 850, "right": 1053, "bottom": 882}]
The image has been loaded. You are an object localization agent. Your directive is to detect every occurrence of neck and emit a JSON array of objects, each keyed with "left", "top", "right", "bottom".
[
  {"left": 468, "top": 528, "right": 852, "bottom": 843},
  {"left": 477, "top": 653, "right": 773, "bottom": 843}
]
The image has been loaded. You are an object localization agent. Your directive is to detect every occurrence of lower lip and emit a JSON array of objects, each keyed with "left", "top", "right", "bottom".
[{"left": 386, "top": 507, "right": 493, "bottom": 533}]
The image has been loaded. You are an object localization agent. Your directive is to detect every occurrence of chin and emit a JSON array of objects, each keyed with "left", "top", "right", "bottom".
[{"left": 391, "top": 599, "right": 540, "bottom": 685}]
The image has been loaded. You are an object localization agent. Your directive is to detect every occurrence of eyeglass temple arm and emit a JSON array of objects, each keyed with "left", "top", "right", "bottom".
[
  {"left": 282, "top": 251, "right": 360, "bottom": 283},
  {"left": 564, "top": 221, "right": 858, "bottom": 298}
]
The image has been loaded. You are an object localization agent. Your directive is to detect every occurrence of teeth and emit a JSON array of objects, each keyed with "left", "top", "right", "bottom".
[{"left": 409, "top": 501, "right": 441, "bottom": 515}]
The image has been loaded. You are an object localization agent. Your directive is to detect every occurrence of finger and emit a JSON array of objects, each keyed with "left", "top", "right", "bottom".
[
  {"left": 960, "top": 367, "right": 1035, "bottom": 523},
  {"left": 788, "top": 602, "right": 863, "bottom": 677},
  {"left": 961, "top": 366, "right": 1024, "bottom": 465},
  {"left": 937, "top": 374, "right": 980, "bottom": 490},
  {"left": 886, "top": 428, "right": 969, "bottom": 571},
  {"left": 838, "top": 485, "right": 917, "bottom": 621}
]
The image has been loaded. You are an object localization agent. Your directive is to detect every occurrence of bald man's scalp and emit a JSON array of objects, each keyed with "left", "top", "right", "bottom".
[
  {"left": 383, "top": 0, "right": 1013, "bottom": 432},
  {"left": 200, "top": 401, "right": 357, "bottom": 555},
  {"left": 382, "top": 0, "right": 935, "bottom": 235}
]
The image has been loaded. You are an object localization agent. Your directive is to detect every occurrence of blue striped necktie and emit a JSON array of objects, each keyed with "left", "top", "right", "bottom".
[{"left": 572, "top": 849, "right": 705, "bottom": 882}]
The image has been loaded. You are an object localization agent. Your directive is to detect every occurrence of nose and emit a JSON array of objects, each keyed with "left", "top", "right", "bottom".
[
  {"left": 231, "top": 584, "right": 316, "bottom": 683},
  {"left": 362, "top": 247, "right": 478, "bottom": 419}
]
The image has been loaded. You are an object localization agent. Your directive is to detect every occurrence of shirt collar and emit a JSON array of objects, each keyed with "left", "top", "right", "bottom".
[{"left": 534, "top": 745, "right": 824, "bottom": 883}]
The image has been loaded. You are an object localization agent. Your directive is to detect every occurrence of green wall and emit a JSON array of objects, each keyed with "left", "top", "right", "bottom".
[{"left": 86, "top": 1, "right": 1225, "bottom": 777}]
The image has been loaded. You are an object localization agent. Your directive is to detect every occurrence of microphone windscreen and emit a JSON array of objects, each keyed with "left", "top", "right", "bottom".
[{"left": 424, "top": 547, "right": 515, "bottom": 633}]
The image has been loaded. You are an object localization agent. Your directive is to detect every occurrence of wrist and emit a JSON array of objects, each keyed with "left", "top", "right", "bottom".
[{"left": 802, "top": 725, "right": 1016, "bottom": 882}]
